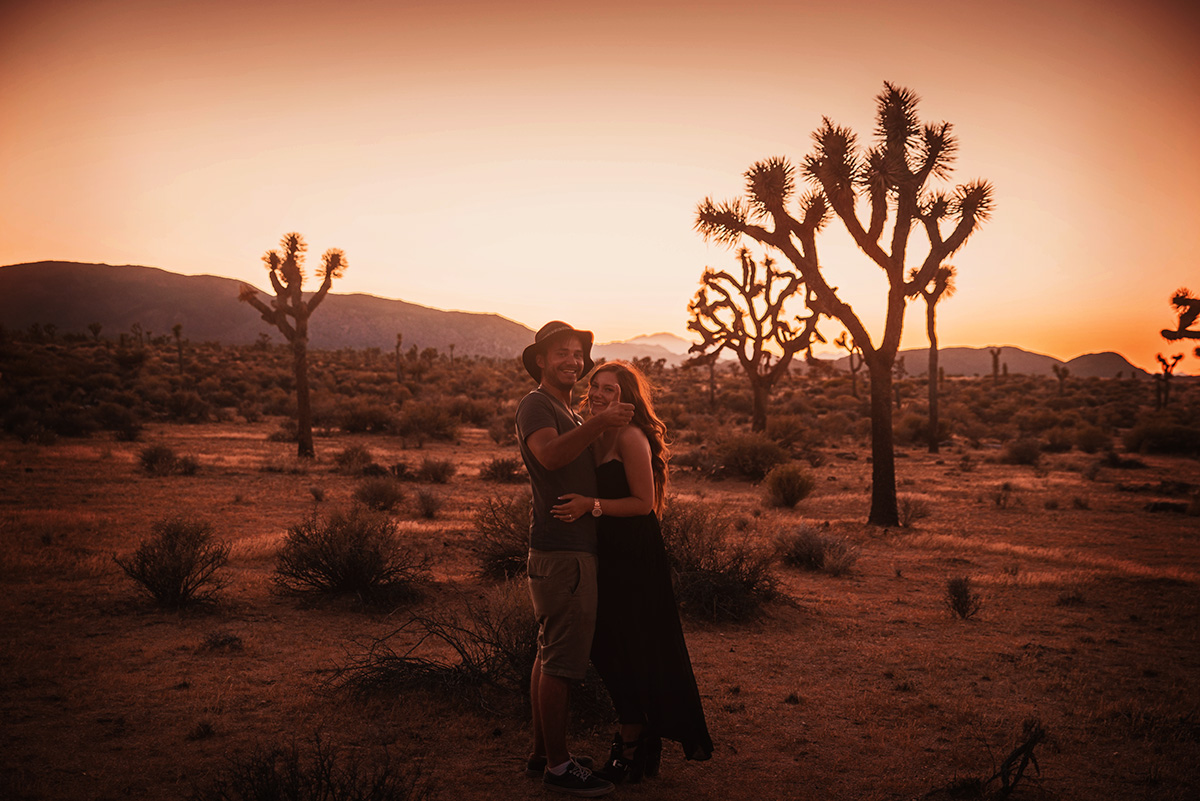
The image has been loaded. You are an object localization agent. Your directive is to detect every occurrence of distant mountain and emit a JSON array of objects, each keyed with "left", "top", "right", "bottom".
[
  {"left": 0, "top": 261, "right": 534, "bottom": 358},
  {"left": 620, "top": 332, "right": 693, "bottom": 354},
  {"left": 827, "top": 346, "right": 1151, "bottom": 379}
]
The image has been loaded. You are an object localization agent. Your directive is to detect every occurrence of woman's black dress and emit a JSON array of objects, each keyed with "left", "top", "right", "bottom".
[{"left": 590, "top": 459, "right": 713, "bottom": 761}]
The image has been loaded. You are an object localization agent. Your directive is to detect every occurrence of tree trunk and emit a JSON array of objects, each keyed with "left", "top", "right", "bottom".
[
  {"left": 866, "top": 357, "right": 899, "bottom": 526},
  {"left": 927, "top": 307, "right": 939, "bottom": 454},
  {"left": 292, "top": 335, "right": 315, "bottom": 458},
  {"left": 750, "top": 380, "right": 769, "bottom": 432}
]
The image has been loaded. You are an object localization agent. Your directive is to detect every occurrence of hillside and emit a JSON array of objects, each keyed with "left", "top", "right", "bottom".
[
  {"left": 0, "top": 262, "right": 534, "bottom": 358},
  {"left": 827, "top": 345, "right": 1152, "bottom": 380}
]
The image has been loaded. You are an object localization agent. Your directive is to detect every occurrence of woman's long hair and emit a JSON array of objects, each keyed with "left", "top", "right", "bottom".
[{"left": 583, "top": 360, "right": 670, "bottom": 513}]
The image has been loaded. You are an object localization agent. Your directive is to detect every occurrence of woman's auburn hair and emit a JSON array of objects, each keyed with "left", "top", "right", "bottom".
[{"left": 583, "top": 360, "right": 670, "bottom": 513}]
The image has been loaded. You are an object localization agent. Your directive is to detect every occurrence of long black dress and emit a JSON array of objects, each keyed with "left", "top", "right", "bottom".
[{"left": 590, "top": 459, "right": 714, "bottom": 761}]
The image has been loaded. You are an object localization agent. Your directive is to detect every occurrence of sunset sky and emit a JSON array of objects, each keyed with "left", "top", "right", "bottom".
[{"left": 2, "top": 0, "right": 1197, "bottom": 371}]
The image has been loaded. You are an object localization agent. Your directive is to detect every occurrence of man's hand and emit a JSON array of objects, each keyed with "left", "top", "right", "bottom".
[{"left": 595, "top": 401, "right": 634, "bottom": 429}]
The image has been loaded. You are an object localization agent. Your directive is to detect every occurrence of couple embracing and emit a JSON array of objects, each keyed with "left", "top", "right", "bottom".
[{"left": 516, "top": 321, "right": 713, "bottom": 797}]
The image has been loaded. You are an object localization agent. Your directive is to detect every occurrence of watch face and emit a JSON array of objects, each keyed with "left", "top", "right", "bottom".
[{"left": 592, "top": 500, "right": 602, "bottom": 517}]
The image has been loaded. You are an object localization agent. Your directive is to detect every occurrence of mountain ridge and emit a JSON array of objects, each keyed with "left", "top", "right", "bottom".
[{"left": 0, "top": 261, "right": 1157, "bottom": 377}]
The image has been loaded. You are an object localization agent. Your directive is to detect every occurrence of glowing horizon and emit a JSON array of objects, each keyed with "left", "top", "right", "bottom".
[{"left": 2, "top": 0, "right": 1197, "bottom": 373}]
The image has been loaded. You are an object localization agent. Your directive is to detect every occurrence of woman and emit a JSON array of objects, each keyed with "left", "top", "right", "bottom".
[{"left": 552, "top": 361, "right": 713, "bottom": 783}]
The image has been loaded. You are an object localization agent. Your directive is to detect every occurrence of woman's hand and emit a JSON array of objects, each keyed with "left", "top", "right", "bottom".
[{"left": 552, "top": 493, "right": 593, "bottom": 523}]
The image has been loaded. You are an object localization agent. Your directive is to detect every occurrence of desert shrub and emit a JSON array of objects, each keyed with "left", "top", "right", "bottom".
[
  {"left": 337, "top": 400, "right": 395, "bottom": 434},
  {"left": 1041, "top": 427, "right": 1074, "bottom": 453},
  {"left": 190, "top": 734, "right": 431, "bottom": 801},
  {"left": 1122, "top": 422, "right": 1200, "bottom": 456},
  {"left": 139, "top": 443, "right": 179, "bottom": 476},
  {"left": 388, "top": 461, "right": 413, "bottom": 481},
  {"left": 761, "top": 463, "right": 816, "bottom": 508},
  {"left": 1075, "top": 425, "right": 1111, "bottom": 454},
  {"left": 897, "top": 494, "right": 933, "bottom": 527},
  {"left": 765, "top": 415, "right": 810, "bottom": 448},
  {"left": 416, "top": 457, "right": 456, "bottom": 484},
  {"left": 991, "top": 481, "right": 1016, "bottom": 508},
  {"left": 331, "top": 581, "right": 537, "bottom": 712},
  {"left": 353, "top": 477, "right": 406, "bottom": 512},
  {"left": 660, "top": 497, "right": 777, "bottom": 621},
  {"left": 487, "top": 416, "right": 517, "bottom": 446},
  {"left": 166, "top": 390, "right": 211, "bottom": 423},
  {"left": 945, "top": 575, "right": 984, "bottom": 619},
  {"left": 394, "top": 402, "right": 459, "bottom": 443},
  {"left": 473, "top": 490, "right": 531, "bottom": 580},
  {"left": 775, "top": 523, "right": 859, "bottom": 576},
  {"left": 414, "top": 490, "right": 443, "bottom": 519},
  {"left": 334, "top": 444, "right": 375, "bottom": 475},
  {"left": 446, "top": 395, "right": 492, "bottom": 426},
  {"left": 1000, "top": 438, "right": 1042, "bottom": 466},
  {"left": 114, "top": 516, "right": 229, "bottom": 608},
  {"left": 717, "top": 434, "right": 788, "bottom": 481},
  {"left": 479, "top": 456, "right": 526, "bottom": 483},
  {"left": 274, "top": 506, "right": 429, "bottom": 604},
  {"left": 267, "top": 418, "right": 298, "bottom": 442}
]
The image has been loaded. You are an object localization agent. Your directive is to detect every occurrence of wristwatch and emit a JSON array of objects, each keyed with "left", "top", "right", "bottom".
[{"left": 591, "top": 498, "right": 603, "bottom": 517}]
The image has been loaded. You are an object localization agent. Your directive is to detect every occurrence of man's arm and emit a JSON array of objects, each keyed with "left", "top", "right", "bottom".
[{"left": 526, "top": 403, "right": 634, "bottom": 471}]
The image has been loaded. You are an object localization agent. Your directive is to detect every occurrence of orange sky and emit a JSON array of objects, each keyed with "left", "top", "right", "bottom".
[{"left": 2, "top": 0, "right": 1198, "bottom": 371}]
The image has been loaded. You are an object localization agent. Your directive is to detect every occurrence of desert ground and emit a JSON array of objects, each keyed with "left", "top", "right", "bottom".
[{"left": 2, "top": 411, "right": 1198, "bottom": 801}]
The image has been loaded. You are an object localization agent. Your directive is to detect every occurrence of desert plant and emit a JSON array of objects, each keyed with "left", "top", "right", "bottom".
[
  {"left": 334, "top": 444, "right": 375, "bottom": 475},
  {"left": 762, "top": 462, "right": 816, "bottom": 508},
  {"left": 139, "top": 443, "right": 180, "bottom": 476},
  {"left": 273, "top": 506, "right": 429, "bottom": 604},
  {"left": 1000, "top": 438, "right": 1042, "bottom": 466},
  {"left": 660, "top": 497, "right": 778, "bottom": 621},
  {"left": 717, "top": 433, "right": 789, "bottom": 481},
  {"left": 479, "top": 456, "right": 526, "bottom": 483},
  {"left": 414, "top": 490, "right": 443, "bottom": 520},
  {"left": 353, "top": 477, "right": 406, "bottom": 512},
  {"left": 114, "top": 516, "right": 229, "bottom": 608},
  {"left": 416, "top": 457, "right": 456, "bottom": 484},
  {"left": 331, "top": 581, "right": 537, "bottom": 710},
  {"left": 473, "top": 490, "right": 532, "bottom": 580},
  {"left": 945, "top": 575, "right": 984, "bottom": 619},
  {"left": 775, "top": 523, "right": 859, "bottom": 576},
  {"left": 897, "top": 494, "right": 933, "bottom": 527},
  {"left": 190, "top": 734, "right": 431, "bottom": 801}
]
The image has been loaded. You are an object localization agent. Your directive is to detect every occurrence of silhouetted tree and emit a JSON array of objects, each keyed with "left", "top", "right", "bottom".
[
  {"left": 989, "top": 347, "right": 1002, "bottom": 383},
  {"left": 696, "top": 83, "right": 993, "bottom": 525},
  {"left": 1155, "top": 353, "right": 1183, "bottom": 409},
  {"left": 1162, "top": 288, "right": 1200, "bottom": 344},
  {"left": 686, "top": 247, "right": 823, "bottom": 431},
  {"left": 1051, "top": 364, "right": 1069, "bottom": 397},
  {"left": 88, "top": 322, "right": 103, "bottom": 341},
  {"left": 914, "top": 265, "right": 955, "bottom": 452},
  {"left": 833, "top": 331, "right": 863, "bottom": 398},
  {"left": 394, "top": 333, "right": 404, "bottom": 382},
  {"left": 239, "top": 232, "right": 347, "bottom": 458},
  {"left": 172, "top": 323, "right": 185, "bottom": 376}
]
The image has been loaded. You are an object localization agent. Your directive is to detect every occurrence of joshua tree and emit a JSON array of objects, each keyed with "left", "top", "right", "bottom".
[
  {"left": 686, "top": 246, "right": 823, "bottom": 431},
  {"left": 88, "top": 322, "right": 103, "bottom": 341},
  {"left": 696, "top": 83, "right": 993, "bottom": 524},
  {"left": 1162, "top": 288, "right": 1200, "bottom": 343},
  {"left": 394, "top": 333, "right": 404, "bottom": 382},
  {"left": 989, "top": 347, "right": 1002, "bottom": 383},
  {"left": 833, "top": 331, "right": 863, "bottom": 398},
  {"left": 913, "top": 265, "right": 955, "bottom": 452},
  {"left": 1051, "top": 364, "right": 1069, "bottom": 397},
  {"left": 1155, "top": 353, "right": 1183, "bottom": 409},
  {"left": 239, "top": 232, "right": 347, "bottom": 458},
  {"left": 172, "top": 323, "right": 185, "bottom": 376}
]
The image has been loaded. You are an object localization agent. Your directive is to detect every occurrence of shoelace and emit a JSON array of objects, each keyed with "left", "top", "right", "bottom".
[{"left": 567, "top": 761, "right": 593, "bottom": 780}]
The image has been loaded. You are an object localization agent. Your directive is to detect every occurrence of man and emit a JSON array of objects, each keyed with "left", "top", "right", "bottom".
[{"left": 517, "top": 321, "right": 633, "bottom": 797}]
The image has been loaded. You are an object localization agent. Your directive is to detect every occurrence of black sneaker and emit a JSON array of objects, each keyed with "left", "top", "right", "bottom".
[
  {"left": 542, "top": 759, "right": 615, "bottom": 797},
  {"left": 525, "top": 755, "right": 593, "bottom": 777}
]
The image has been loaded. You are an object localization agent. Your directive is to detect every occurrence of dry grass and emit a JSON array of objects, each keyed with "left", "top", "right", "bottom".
[{"left": 1, "top": 424, "right": 1199, "bottom": 800}]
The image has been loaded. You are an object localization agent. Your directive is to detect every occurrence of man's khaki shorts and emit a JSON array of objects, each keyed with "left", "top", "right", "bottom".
[{"left": 527, "top": 549, "right": 597, "bottom": 681}]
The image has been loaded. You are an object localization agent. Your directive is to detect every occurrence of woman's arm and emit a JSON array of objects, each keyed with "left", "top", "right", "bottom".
[{"left": 551, "top": 426, "right": 656, "bottom": 520}]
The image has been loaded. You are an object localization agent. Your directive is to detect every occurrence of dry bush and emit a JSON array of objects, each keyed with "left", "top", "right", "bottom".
[
  {"left": 414, "top": 490, "right": 443, "bottom": 520},
  {"left": 334, "top": 444, "right": 375, "bottom": 475},
  {"left": 717, "top": 434, "right": 789, "bottom": 481},
  {"left": 775, "top": 523, "right": 859, "bottom": 577},
  {"left": 472, "top": 490, "right": 531, "bottom": 580},
  {"left": 114, "top": 516, "right": 229, "bottom": 608},
  {"left": 945, "top": 575, "right": 984, "bottom": 619},
  {"left": 761, "top": 463, "right": 816, "bottom": 508},
  {"left": 416, "top": 457, "right": 456, "bottom": 484},
  {"left": 190, "top": 734, "right": 432, "bottom": 801},
  {"left": 139, "top": 443, "right": 196, "bottom": 476},
  {"left": 479, "top": 456, "right": 526, "bottom": 483},
  {"left": 897, "top": 494, "right": 933, "bottom": 527},
  {"left": 273, "top": 506, "right": 429, "bottom": 605},
  {"left": 660, "top": 497, "right": 778, "bottom": 621},
  {"left": 353, "top": 477, "right": 406, "bottom": 512},
  {"left": 1000, "top": 438, "right": 1042, "bottom": 466},
  {"left": 331, "top": 581, "right": 537, "bottom": 710}
]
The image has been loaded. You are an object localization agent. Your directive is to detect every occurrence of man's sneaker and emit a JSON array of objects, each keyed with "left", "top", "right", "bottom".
[
  {"left": 542, "top": 759, "right": 615, "bottom": 797},
  {"left": 525, "top": 755, "right": 593, "bottom": 778}
]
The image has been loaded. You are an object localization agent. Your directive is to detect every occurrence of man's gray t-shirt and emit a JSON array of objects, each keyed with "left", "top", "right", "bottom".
[{"left": 516, "top": 388, "right": 598, "bottom": 553}]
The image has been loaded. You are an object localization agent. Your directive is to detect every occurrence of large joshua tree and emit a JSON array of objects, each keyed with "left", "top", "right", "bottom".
[
  {"left": 913, "top": 264, "right": 955, "bottom": 453},
  {"left": 696, "top": 83, "right": 993, "bottom": 525},
  {"left": 239, "top": 232, "right": 347, "bottom": 458},
  {"left": 686, "top": 246, "right": 823, "bottom": 432}
]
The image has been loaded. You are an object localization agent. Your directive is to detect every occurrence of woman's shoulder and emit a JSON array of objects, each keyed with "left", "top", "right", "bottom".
[{"left": 617, "top": 424, "right": 651, "bottom": 451}]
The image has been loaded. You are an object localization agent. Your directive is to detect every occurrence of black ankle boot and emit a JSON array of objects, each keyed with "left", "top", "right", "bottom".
[{"left": 598, "top": 733, "right": 637, "bottom": 784}]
